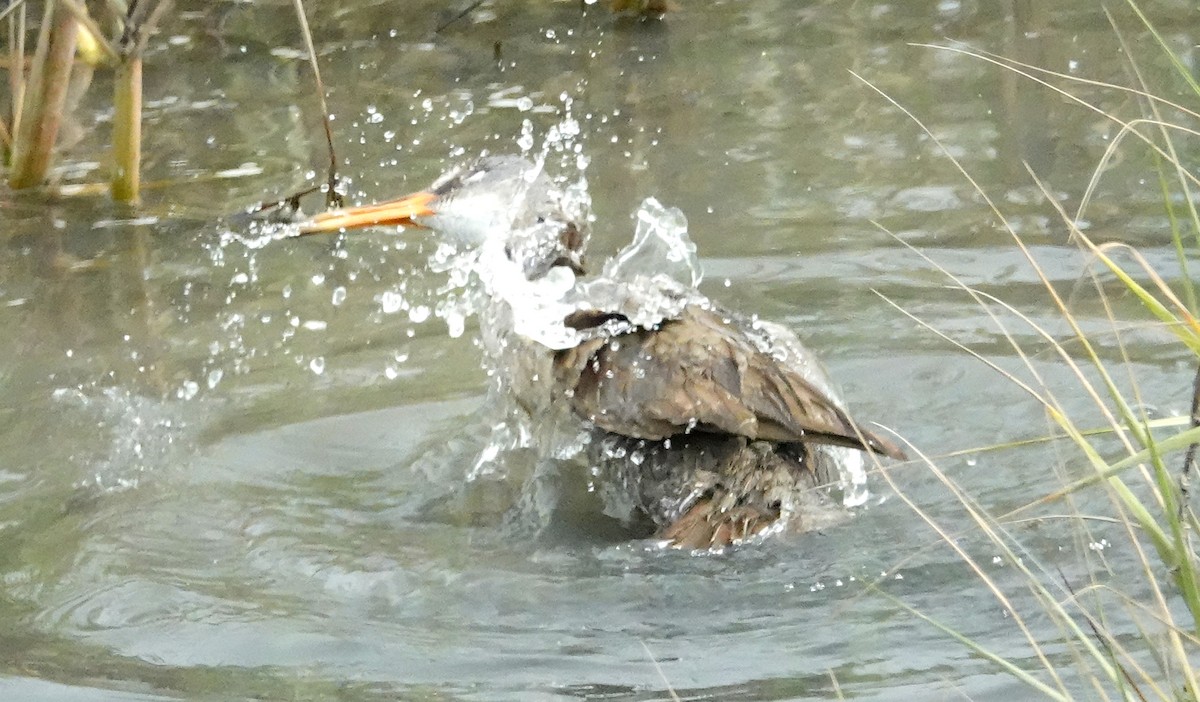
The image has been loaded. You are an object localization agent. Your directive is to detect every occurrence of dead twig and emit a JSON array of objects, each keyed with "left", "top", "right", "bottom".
[{"left": 291, "top": 0, "right": 341, "bottom": 208}]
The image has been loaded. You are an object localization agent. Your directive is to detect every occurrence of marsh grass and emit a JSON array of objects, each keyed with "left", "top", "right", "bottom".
[
  {"left": 7, "top": 0, "right": 80, "bottom": 189},
  {"left": 3, "top": 0, "right": 169, "bottom": 201},
  {"left": 869, "top": 4, "right": 1200, "bottom": 699}
]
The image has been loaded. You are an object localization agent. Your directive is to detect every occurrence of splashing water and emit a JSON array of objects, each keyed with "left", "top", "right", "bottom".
[
  {"left": 482, "top": 247, "right": 582, "bottom": 350},
  {"left": 51, "top": 387, "right": 190, "bottom": 494},
  {"left": 456, "top": 191, "right": 706, "bottom": 353},
  {"left": 219, "top": 219, "right": 299, "bottom": 250},
  {"left": 603, "top": 197, "right": 701, "bottom": 290}
]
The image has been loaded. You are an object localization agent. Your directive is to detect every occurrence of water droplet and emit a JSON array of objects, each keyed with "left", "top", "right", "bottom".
[
  {"left": 409, "top": 305, "right": 431, "bottom": 323},
  {"left": 517, "top": 119, "right": 535, "bottom": 151},
  {"left": 331, "top": 286, "right": 347, "bottom": 306},
  {"left": 380, "top": 290, "right": 404, "bottom": 314},
  {"left": 309, "top": 357, "right": 326, "bottom": 375},
  {"left": 178, "top": 380, "right": 199, "bottom": 400},
  {"left": 444, "top": 310, "right": 465, "bottom": 338}
]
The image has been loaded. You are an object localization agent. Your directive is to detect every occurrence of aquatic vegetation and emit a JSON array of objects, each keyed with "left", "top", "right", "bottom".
[
  {"left": 875, "top": 4, "right": 1200, "bottom": 698},
  {"left": 3, "top": 0, "right": 171, "bottom": 200},
  {"left": 4, "top": 2, "right": 1187, "bottom": 699}
]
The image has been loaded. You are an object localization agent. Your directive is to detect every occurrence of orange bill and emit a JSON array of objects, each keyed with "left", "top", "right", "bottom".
[{"left": 296, "top": 190, "right": 438, "bottom": 235}]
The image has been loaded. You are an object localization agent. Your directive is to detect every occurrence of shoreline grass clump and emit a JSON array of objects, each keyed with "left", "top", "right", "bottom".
[{"left": 867, "top": 5, "right": 1200, "bottom": 699}]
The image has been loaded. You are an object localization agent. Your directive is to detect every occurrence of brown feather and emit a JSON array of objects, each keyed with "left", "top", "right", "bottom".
[
  {"left": 659, "top": 494, "right": 779, "bottom": 550},
  {"left": 555, "top": 305, "right": 905, "bottom": 459},
  {"left": 641, "top": 438, "right": 811, "bottom": 548}
]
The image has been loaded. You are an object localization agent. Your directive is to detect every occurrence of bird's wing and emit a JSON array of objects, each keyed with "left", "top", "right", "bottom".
[{"left": 555, "top": 305, "right": 905, "bottom": 458}]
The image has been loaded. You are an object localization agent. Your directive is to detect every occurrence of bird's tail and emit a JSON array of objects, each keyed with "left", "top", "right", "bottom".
[{"left": 658, "top": 490, "right": 781, "bottom": 549}]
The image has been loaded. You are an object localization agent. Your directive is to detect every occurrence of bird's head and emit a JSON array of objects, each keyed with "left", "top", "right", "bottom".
[{"left": 297, "top": 155, "right": 588, "bottom": 280}]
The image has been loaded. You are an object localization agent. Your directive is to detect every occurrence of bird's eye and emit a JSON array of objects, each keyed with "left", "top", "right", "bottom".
[{"left": 536, "top": 215, "right": 546, "bottom": 224}]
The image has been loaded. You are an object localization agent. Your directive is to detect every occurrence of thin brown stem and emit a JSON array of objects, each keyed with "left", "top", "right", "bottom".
[
  {"left": 0, "top": 0, "right": 27, "bottom": 24},
  {"left": 9, "top": 0, "right": 79, "bottom": 188},
  {"left": 1181, "top": 364, "right": 1200, "bottom": 521},
  {"left": 436, "top": 0, "right": 487, "bottom": 33},
  {"left": 290, "top": 0, "right": 341, "bottom": 208},
  {"left": 1057, "top": 568, "right": 1148, "bottom": 702},
  {"left": 7, "top": 1, "right": 27, "bottom": 148}
]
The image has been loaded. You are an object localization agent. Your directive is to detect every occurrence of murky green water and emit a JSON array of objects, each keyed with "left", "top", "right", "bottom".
[{"left": 2, "top": 1, "right": 1198, "bottom": 699}]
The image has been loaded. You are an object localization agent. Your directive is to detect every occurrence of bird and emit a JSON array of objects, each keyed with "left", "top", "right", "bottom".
[{"left": 292, "top": 154, "right": 905, "bottom": 549}]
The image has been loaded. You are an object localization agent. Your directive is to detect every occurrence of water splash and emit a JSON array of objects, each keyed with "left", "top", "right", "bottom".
[
  {"left": 478, "top": 239, "right": 582, "bottom": 350},
  {"left": 51, "top": 387, "right": 190, "bottom": 494},
  {"left": 603, "top": 197, "right": 702, "bottom": 290},
  {"left": 218, "top": 219, "right": 299, "bottom": 250}
]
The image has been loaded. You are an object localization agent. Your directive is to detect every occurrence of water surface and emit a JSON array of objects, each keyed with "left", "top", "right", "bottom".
[{"left": 1, "top": 1, "right": 1197, "bottom": 699}]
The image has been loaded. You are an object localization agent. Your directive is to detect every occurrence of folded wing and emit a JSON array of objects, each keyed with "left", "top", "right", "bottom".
[{"left": 554, "top": 306, "right": 905, "bottom": 459}]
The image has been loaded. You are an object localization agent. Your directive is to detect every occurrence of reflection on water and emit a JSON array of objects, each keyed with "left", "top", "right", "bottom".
[{"left": 1, "top": 0, "right": 1197, "bottom": 699}]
